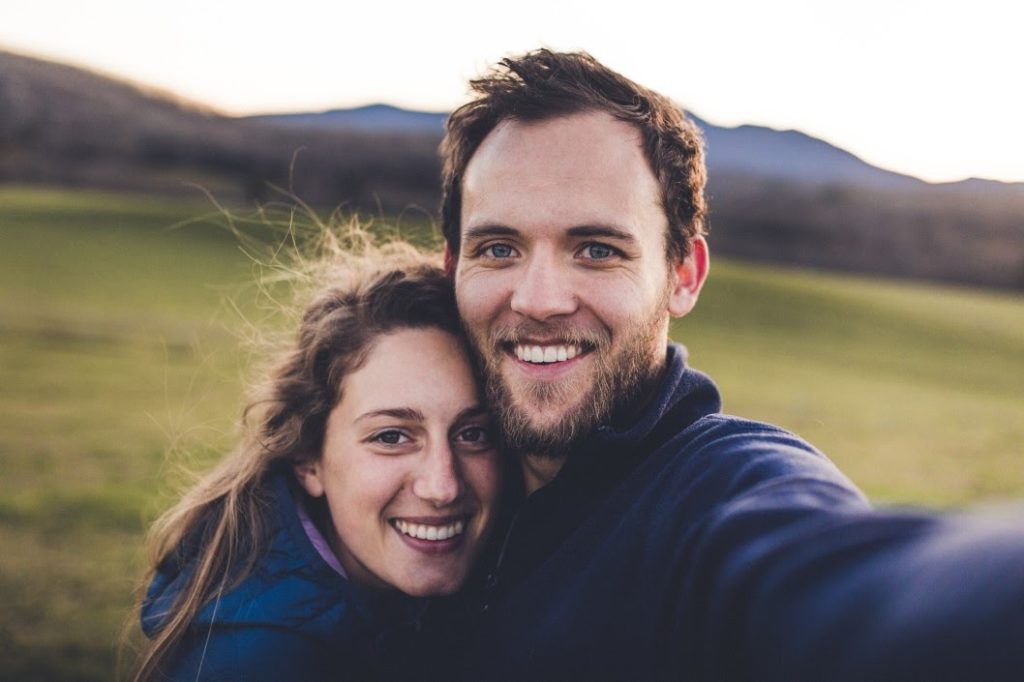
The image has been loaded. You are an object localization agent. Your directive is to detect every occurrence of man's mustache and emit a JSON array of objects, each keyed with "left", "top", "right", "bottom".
[{"left": 486, "top": 321, "right": 609, "bottom": 349}]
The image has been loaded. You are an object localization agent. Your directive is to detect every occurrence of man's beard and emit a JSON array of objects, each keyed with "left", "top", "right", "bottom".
[{"left": 470, "top": 299, "right": 669, "bottom": 460}]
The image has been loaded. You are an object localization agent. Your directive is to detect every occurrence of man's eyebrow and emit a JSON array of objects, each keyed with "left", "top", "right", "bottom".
[
  {"left": 355, "top": 407, "right": 424, "bottom": 423},
  {"left": 566, "top": 225, "right": 637, "bottom": 243},
  {"left": 462, "top": 224, "right": 519, "bottom": 242},
  {"left": 463, "top": 224, "right": 638, "bottom": 243}
]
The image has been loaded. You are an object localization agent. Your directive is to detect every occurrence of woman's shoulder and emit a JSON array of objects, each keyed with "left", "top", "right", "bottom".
[
  {"left": 142, "top": 473, "right": 363, "bottom": 640},
  {"left": 158, "top": 622, "right": 343, "bottom": 681},
  {"left": 142, "top": 472, "right": 428, "bottom": 676}
]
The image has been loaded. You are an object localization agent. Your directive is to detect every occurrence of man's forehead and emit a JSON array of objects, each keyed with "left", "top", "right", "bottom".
[
  {"left": 461, "top": 112, "right": 661, "bottom": 227},
  {"left": 467, "top": 111, "right": 646, "bottom": 177}
]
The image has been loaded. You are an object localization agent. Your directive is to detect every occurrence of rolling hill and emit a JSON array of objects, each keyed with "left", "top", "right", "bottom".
[
  {"left": 0, "top": 50, "right": 442, "bottom": 210},
  {"left": 2, "top": 48, "right": 1023, "bottom": 288}
]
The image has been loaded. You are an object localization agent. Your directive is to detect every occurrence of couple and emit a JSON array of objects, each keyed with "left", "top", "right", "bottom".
[{"left": 138, "top": 50, "right": 1024, "bottom": 681}]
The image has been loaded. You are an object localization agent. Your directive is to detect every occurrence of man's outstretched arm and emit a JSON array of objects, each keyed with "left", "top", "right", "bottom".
[{"left": 682, "top": 478, "right": 1024, "bottom": 681}]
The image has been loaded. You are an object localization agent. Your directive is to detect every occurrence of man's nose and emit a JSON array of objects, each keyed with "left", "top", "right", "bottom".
[
  {"left": 510, "top": 252, "right": 577, "bottom": 321},
  {"left": 411, "top": 441, "right": 463, "bottom": 507}
]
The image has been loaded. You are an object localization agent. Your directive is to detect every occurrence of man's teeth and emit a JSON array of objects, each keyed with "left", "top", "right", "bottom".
[
  {"left": 514, "top": 344, "right": 580, "bottom": 364},
  {"left": 394, "top": 519, "right": 465, "bottom": 541}
]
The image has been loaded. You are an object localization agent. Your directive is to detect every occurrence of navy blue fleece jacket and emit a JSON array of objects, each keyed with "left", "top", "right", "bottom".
[{"left": 451, "top": 344, "right": 1024, "bottom": 681}]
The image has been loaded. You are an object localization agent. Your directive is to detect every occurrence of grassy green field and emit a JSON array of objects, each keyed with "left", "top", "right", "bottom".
[{"left": 1, "top": 186, "right": 1023, "bottom": 679}]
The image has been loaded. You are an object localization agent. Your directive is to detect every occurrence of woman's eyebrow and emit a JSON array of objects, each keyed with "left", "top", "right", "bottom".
[
  {"left": 355, "top": 407, "right": 424, "bottom": 423},
  {"left": 454, "top": 406, "right": 489, "bottom": 422}
]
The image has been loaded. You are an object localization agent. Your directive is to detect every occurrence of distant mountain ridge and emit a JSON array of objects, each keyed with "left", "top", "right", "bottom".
[
  {"left": 0, "top": 50, "right": 443, "bottom": 209},
  {"left": 3, "top": 49, "right": 1023, "bottom": 289},
  {"left": 248, "top": 103, "right": 448, "bottom": 134},
  {"left": 693, "top": 116, "right": 925, "bottom": 189},
  {"left": 250, "top": 105, "right": 1010, "bottom": 192}
]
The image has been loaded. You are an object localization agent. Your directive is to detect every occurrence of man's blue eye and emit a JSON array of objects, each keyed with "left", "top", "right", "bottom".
[
  {"left": 583, "top": 244, "right": 615, "bottom": 259},
  {"left": 487, "top": 244, "right": 515, "bottom": 258}
]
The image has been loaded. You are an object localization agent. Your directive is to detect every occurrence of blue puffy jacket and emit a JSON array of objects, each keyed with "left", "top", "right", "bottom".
[{"left": 142, "top": 473, "right": 429, "bottom": 681}]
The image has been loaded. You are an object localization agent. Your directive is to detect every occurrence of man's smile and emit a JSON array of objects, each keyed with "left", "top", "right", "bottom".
[{"left": 513, "top": 343, "right": 583, "bottom": 364}]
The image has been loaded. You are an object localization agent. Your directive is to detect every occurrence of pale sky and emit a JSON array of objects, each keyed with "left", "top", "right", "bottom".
[{"left": 2, "top": 0, "right": 1022, "bottom": 183}]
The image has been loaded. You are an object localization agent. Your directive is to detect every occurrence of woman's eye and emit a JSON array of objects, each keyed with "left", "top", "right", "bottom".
[
  {"left": 485, "top": 243, "right": 516, "bottom": 259},
  {"left": 460, "top": 427, "right": 486, "bottom": 442},
  {"left": 455, "top": 426, "right": 492, "bottom": 448},
  {"left": 373, "top": 430, "right": 408, "bottom": 445},
  {"left": 580, "top": 243, "right": 616, "bottom": 260}
]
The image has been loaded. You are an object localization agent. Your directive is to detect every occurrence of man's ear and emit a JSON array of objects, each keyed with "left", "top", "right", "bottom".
[
  {"left": 443, "top": 243, "right": 456, "bottom": 281},
  {"left": 293, "top": 460, "right": 325, "bottom": 498},
  {"left": 667, "top": 236, "right": 709, "bottom": 318}
]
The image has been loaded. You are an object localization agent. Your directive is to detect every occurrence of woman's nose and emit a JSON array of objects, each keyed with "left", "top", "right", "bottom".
[{"left": 411, "top": 442, "right": 463, "bottom": 507}]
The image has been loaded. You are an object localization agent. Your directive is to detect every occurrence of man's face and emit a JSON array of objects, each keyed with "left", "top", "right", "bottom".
[{"left": 454, "top": 111, "right": 702, "bottom": 457}]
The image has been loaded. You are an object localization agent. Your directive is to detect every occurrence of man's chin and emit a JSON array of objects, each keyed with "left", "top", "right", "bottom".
[
  {"left": 486, "top": 358, "right": 610, "bottom": 455},
  {"left": 505, "top": 383, "right": 588, "bottom": 428},
  {"left": 498, "top": 393, "right": 597, "bottom": 457},
  {"left": 517, "top": 407, "right": 574, "bottom": 437}
]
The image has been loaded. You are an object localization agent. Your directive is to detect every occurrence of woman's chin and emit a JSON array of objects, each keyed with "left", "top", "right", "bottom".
[{"left": 391, "top": 565, "right": 469, "bottom": 597}]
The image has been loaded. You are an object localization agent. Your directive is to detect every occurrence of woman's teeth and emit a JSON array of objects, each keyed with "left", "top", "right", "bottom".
[
  {"left": 394, "top": 519, "right": 465, "bottom": 541},
  {"left": 514, "top": 344, "right": 580, "bottom": 364}
]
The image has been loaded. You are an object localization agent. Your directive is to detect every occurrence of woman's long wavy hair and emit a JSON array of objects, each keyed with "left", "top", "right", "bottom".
[{"left": 131, "top": 238, "right": 463, "bottom": 681}]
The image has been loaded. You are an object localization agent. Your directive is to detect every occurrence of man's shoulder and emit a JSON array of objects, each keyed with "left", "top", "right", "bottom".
[
  {"left": 686, "top": 412, "right": 804, "bottom": 437},
  {"left": 640, "top": 411, "right": 867, "bottom": 514},
  {"left": 662, "top": 411, "right": 828, "bottom": 467}
]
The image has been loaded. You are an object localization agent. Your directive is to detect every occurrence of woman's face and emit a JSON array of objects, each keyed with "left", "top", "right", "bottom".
[{"left": 296, "top": 327, "right": 501, "bottom": 596}]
